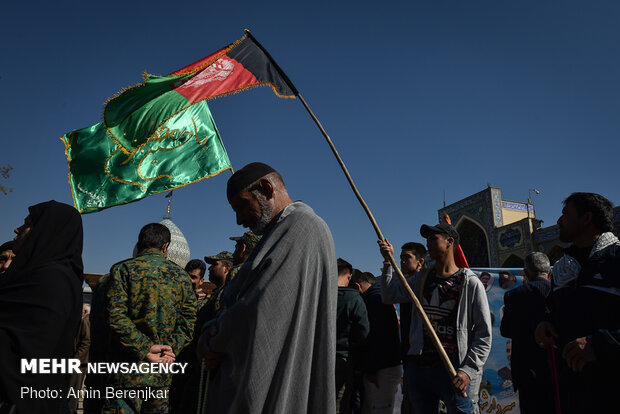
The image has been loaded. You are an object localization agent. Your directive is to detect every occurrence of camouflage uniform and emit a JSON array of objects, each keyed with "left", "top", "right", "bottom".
[{"left": 103, "top": 250, "right": 196, "bottom": 414}]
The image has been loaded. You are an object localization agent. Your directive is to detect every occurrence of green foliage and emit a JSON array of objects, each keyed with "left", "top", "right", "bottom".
[{"left": 0, "top": 165, "right": 13, "bottom": 195}]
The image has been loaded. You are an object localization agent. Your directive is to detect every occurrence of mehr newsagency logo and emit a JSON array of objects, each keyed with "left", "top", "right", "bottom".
[{"left": 21, "top": 358, "right": 188, "bottom": 375}]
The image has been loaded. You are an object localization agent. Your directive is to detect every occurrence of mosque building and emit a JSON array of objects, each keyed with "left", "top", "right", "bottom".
[{"left": 437, "top": 187, "right": 620, "bottom": 267}]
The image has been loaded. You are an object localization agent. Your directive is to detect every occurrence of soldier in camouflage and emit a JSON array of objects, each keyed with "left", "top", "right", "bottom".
[
  {"left": 230, "top": 231, "right": 260, "bottom": 265},
  {"left": 219, "top": 231, "right": 261, "bottom": 311},
  {"left": 202, "top": 251, "right": 233, "bottom": 320},
  {"left": 102, "top": 223, "right": 196, "bottom": 414}
]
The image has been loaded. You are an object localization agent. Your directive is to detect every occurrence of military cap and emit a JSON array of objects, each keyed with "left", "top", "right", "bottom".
[
  {"left": 204, "top": 251, "right": 233, "bottom": 265},
  {"left": 229, "top": 231, "right": 261, "bottom": 249}
]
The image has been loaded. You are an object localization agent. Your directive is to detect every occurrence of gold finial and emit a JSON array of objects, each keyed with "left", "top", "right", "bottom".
[{"left": 163, "top": 190, "right": 173, "bottom": 219}]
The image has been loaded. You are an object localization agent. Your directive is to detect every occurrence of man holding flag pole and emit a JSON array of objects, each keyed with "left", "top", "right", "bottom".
[{"left": 378, "top": 223, "right": 492, "bottom": 413}]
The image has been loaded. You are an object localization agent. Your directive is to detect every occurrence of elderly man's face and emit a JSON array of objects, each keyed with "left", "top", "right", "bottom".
[
  {"left": 0, "top": 249, "right": 15, "bottom": 275},
  {"left": 230, "top": 189, "right": 273, "bottom": 235}
]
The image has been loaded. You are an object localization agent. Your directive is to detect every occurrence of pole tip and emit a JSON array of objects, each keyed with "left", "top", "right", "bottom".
[{"left": 244, "top": 28, "right": 251, "bottom": 35}]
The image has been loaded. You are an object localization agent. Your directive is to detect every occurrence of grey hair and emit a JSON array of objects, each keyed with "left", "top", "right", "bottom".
[
  {"left": 524, "top": 252, "right": 550, "bottom": 277},
  {"left": 249, "top": 189, "right": 274, "bottom": 235}
]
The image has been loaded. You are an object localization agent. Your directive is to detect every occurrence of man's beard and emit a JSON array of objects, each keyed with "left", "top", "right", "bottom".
[{"left": 250, "top": 191, "right": 274, "bottom": 235}]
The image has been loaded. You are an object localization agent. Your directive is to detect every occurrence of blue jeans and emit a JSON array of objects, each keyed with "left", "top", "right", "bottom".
[{"left": 405, "top": 359, "right": 475, "bottom": 414}]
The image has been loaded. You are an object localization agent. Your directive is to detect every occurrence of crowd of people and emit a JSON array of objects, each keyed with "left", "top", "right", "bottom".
[{"left": 0, "top": 162, "right": 617, "bottom": 414}]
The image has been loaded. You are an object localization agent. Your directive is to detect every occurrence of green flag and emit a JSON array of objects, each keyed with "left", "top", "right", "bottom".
[{"left": 62, "top": 74, "right": 232, "bottom": 214}]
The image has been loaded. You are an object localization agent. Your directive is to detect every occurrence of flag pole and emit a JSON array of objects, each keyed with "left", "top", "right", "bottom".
[
  {"left": 295, "top": 94, "right": 462, "bottom": 393},
  {"left": 245, "top": 29, "right": 464, "bottom": 394}
]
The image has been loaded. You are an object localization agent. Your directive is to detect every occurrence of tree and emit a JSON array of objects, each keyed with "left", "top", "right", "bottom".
[{"left": 1, "top": 165, "right": 13, "bottom": 195}]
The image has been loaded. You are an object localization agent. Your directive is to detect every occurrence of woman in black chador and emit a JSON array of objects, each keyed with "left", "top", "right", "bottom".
[{"left": 0, "top": 200, "right": 84, "bottom": 414}]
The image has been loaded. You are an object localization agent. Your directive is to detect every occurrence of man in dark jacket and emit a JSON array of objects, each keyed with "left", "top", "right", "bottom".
[
  {"left": 336, "top": 258, "right": 370, "bottom": 414},
  {"left": 351, "top": 271, "right": 401, "bottom": 413},
  {"left": 500, "top": 252, "right": 552, "bottom": 413},
  {"left": 536, "top": 192, "right": 620, "bottom": 413}
]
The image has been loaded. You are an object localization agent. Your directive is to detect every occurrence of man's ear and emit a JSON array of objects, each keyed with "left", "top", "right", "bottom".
[
  {"left": 241, "top": 244, "right": 249, "bottom": 260},
  {"left": 161, "top": 242, "right": 170, "bottom": 257},
  {"left": 257, "top": 178, "right": 275, "bottom": 199}
]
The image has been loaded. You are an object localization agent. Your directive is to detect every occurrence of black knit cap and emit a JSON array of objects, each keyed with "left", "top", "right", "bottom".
[{"left": 227, "top": 162, "right": 277, "bottom": 202}]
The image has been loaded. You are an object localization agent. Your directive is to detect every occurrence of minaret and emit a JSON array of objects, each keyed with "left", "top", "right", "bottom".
[{"left": 159, "top": 191, "right": 191, "bottom": 268}]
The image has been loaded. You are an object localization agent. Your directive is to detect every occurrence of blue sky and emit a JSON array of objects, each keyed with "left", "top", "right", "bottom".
[{"left": 1, "top": 1, "right": 618, "bottom": 274}]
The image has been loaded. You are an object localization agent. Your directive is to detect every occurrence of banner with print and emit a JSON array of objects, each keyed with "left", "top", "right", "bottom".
[{"left": 471, "top": 268, "right": 523, "bottom": 414}]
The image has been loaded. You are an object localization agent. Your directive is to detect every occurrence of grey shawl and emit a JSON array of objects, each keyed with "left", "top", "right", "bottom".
[{"left": 206, "top": 201, "right": 337, "bottom": 413}]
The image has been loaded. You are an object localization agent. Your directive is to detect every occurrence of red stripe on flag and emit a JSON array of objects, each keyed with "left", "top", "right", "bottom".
[
  {"left": 171, "top": 48, "right": 228, "bottom": 76},
  {"left": 454, "top": 246, "right": 469, "bottom": 268},
  {"left": 173, "top": 56, "right": 259, "bottom": 103}
]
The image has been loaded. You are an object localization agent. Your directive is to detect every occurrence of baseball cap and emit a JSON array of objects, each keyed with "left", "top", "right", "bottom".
[
  {"left": 204, "top": 251, "right": 233, "bottom": 265},
  {"left": 420, "top": 223, "right": 460, "bottom": 246}
]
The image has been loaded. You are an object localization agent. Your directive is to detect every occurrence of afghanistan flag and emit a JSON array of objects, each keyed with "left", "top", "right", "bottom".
[{"left": 62, "top": 30, "right": 296, "bottom": 213}]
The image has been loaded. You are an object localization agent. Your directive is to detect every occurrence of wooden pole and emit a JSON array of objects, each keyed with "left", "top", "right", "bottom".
[
  {"left": 296, "top": 93, "right": 462, "bottom": 392},
  {"left": 244, "top": 29, "right": 464, "bottom": 395}
]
